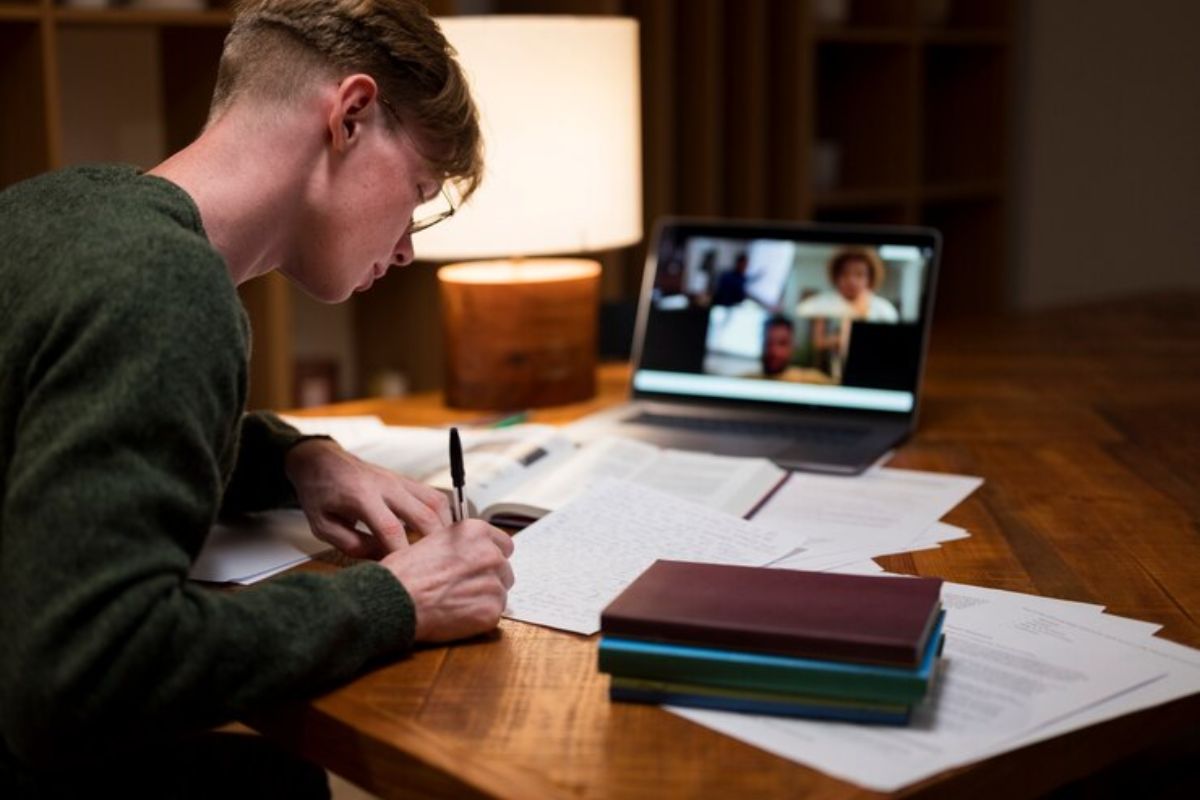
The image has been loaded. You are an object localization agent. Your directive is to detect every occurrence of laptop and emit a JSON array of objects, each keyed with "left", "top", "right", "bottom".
[{"left": 568, "top": 218, "right": 941, "bottom": 474}]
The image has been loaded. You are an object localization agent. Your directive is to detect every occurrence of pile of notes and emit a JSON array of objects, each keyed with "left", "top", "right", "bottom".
[
  {"left": 598, "top": 561, "right": 946, "bottom": 725},
  {"left": 187, "top": 418, "right": 1200, "bottom": 793},
  {"left": 672, "top": 580, "right": 1200, "bottom": 791}
]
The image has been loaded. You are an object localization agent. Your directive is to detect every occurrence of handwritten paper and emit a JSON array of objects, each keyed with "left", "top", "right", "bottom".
[{"left": 503, "top": 479, "right": 806, "bottom": 634}]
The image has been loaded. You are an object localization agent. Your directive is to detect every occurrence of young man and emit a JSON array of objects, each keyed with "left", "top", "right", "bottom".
[{"left": 0, "top": 1, "right": 512, "bottom": 796}]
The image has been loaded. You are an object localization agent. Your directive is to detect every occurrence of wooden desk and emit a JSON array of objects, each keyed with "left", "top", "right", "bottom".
[{"left": 258, "top": 293, "right": 1200, "bottom": 799}]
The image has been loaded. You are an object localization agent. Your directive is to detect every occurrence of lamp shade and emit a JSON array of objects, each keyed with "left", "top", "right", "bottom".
[{"left": 418, "top": 16, "right": 643, "bottom": 260}]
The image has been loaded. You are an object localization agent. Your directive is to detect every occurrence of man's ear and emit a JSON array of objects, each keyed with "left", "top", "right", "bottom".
[{"left": 328, "top": 74, "right": 381, "bottom": 153}]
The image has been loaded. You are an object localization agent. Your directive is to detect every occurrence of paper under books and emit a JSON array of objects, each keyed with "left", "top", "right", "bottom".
[{"left": 285, "top": 418, "right": 788, "bottom": 527}]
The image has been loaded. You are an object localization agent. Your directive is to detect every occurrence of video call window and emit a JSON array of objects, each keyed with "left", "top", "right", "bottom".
[{"left": 649, "top": 237, "right": 930, "bottom": 391}]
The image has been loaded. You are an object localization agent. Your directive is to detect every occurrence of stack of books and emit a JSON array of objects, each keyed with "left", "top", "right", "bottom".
[{"left": 598, "top": 561, "right": 945, "bottom": 725}]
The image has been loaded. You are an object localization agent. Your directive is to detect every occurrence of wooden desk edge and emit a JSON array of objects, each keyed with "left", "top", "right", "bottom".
[{"left": 248, "top": 693, "right": 579, "bottom": 800}]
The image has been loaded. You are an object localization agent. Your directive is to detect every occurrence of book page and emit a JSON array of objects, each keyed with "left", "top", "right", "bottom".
[
  {"left": 296, "top": 422, "right": 577, "bottom": 515},
  {"left": 497, "top": 436, "right": 785, "bottom": 519},
  {"left": 350, "top": 426, "right": 450, "bottom": 478},
  {"left": 494, "top": 437, "right": 660, "bottom": 513},
  {"left": 420, "top": 424, "right": 577, "bottom": 514},
  {"left": 503, "top": 478, "right": 808, "bottom": 634}
]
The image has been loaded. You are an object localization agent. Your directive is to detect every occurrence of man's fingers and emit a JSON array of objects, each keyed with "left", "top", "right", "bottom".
[
  {"left": 400, "top": 478, "right": 454, "bottom": 528},
  {"left": 357, "top": 500, "right": 409, "bottom": 554},
  {"left": 384, "top": 486, "right": 449, "bottom": 538},
  {"left": 498, "top": 558, "right": 515, "bottom": 590},
  {"left": 312, "top": 516, "right": 379, "bottom": 559},
  {"left": 486, "top": 525, "right": 514, "bottom": 557}
]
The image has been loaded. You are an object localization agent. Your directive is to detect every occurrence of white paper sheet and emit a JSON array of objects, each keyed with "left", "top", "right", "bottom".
[
  {"left": 751, "top": 468, "right": 982, "bottom": 568},
  {"left": 1013, "top": 632, "right": 1200, "bottom": 749},
  {"left": 280, "top": 414, "right": 387, "bottom": 451},
  {"left": 190, "top": 510, "right": 328, "bottom": 584},
  {"left": 911, "top": 521, "right": 970, "bottom": 548},
  {"left": 503, "top": 479, "right": 807, "bottom": 634},
  {"left": 671, "top": 587, "right": 1170, "bottom": 792}
]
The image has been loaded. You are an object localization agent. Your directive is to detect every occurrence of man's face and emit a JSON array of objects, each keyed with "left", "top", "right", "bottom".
[
  {"left": 286, "top": 116, "right": 441, "bottom": 303},
  {"left": 835, "top": 258, "right": 872, "bottom": 302},
  {"left": 762, "top": 323, "right": 794, "bottom": 375}
]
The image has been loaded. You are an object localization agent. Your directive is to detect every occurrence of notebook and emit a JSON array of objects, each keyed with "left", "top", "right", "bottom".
[{"left": 568, "top": 218, "right": 941, "bottom": 474}]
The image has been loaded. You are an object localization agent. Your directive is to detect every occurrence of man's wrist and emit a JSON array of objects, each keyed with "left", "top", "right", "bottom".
[{"left": 283, "top": 435, "right": 339, "bottom": 479}]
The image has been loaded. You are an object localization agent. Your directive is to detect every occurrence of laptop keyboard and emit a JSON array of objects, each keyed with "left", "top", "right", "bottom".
[{"left": 629, "top": 412, "right": 869, "bottom": 446}]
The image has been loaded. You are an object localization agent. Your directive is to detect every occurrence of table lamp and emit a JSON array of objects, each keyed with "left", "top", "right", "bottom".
[{"left": 419, "top": 16, "right": 642, "bottom": 410}]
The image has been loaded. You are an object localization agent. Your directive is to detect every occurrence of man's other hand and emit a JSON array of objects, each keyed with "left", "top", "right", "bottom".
[
  {"left": 284, "top": 438, "right": 452, "bottom": 559},
  {"left": 381, "top": 520, "right": 515, "bottom": 642}
]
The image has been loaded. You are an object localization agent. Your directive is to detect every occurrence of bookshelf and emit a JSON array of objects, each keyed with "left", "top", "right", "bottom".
[
  {"left": 1, "top": 0, "right": 1015, "bottom": 401},
  {"left": 792, "top": 0, "right": 1015, "bottom": 322},
  {"left": 0, "top": 0, "right": 295, "bottom": 407}
]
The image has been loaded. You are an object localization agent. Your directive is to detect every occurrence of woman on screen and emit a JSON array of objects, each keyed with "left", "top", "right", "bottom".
[{"left": 796, "top": 247, "right": 899, "bottom": 378}]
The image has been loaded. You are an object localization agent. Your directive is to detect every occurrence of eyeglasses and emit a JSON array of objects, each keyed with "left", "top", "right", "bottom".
[
  {"left": 410, "top": 183, "right": 459, "bottom": 234},
  {"left": 374, "top": 93, "right": 460, "bottom": 234}
]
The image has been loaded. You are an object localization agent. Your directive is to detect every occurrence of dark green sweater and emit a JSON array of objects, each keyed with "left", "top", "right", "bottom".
[{"left": 0, "top": 165, "right": 415, "bottom": 784}]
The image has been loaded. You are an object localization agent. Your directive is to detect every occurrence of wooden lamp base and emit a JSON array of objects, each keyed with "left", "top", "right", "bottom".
[{"left": 438, "top": 259, "right": 601, "bottom": 410}]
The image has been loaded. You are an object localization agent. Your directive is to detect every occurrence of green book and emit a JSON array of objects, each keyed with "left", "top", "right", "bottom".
[{"left": 599, "top": 612, "right": 945, "bottom": 705}]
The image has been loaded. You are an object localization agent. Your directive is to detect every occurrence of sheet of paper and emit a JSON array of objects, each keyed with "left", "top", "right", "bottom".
[
  {"left": 191, "top": 510, "right": 328, "bottom": 584},
  {"left": 826, "top": 559, "right": 887, "bottom": 575},
  {"left": 941, "top": 581, "right": 1106, "bottom": 620},
  {"left": 670, "top": 588, "right": 1167, "bottom": 792},
  {"left": 1012, "top": 632, "right": 1200, "bottom": 749},
  {"left": 911, "top": 522, "right": 970, "bottom": 548},
  {"left": 503, "top": 479, "right": 807, "bottom": 634},
  {"left": 280, "top": 414, "right": 387, "bottom": 452},
  {"left": 766, "top": 521, "right": 974, "bottom": 574},
  {"left": 750, "top": 468, "right": 982, "bottom": 564}
]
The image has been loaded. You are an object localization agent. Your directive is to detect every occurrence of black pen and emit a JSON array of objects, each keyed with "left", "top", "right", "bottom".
[{"left": 449, "top": 426, "right": 466, "bottom": 523}]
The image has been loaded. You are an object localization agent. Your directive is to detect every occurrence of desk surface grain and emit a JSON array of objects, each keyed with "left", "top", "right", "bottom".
[{"left": 264, "top": 293, "right": 1200, "bottom": 799}]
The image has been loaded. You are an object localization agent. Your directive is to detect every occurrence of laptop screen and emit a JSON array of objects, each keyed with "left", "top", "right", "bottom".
[{"left": 631, "top": 220, "right": 940, "bottom": 416}]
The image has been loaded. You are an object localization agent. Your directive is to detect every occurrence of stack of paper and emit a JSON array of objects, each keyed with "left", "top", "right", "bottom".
[
  {"left": 190, "top": 510, "right": 329, "bottom": 584},
  {"left": 499, "top": 478, "right": 1199, "bottom": 791},
  {"left": 672, "top": 581, "right": 1200, "bottom": 792},
  {"left": 751, "top": 467, "right": 982, "bottom": 573}
]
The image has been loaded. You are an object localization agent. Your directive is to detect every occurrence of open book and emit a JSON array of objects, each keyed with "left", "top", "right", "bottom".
[{"left": 284, "top": 417, "right": 787, "bottom": 527}]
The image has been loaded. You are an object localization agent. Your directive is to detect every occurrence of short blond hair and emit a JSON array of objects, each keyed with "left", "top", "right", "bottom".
[{"left": 212, "top": 0, "right": 482, "bottom": 199}]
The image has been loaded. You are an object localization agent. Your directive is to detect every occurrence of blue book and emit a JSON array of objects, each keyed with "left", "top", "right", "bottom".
[
  {"left": 599, "top": 611, "right": 945, "bottom": 705},
  {"left": 609, "top": 676, "right": 912, "bottom": 724}
]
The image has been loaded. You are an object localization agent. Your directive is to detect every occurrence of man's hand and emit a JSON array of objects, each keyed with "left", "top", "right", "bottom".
[
  {"left": 382, "top": 520, "right": 515, "bottom": 642},
  {"left": 284, "top": 438, "right": 452, "bottom": 559}
]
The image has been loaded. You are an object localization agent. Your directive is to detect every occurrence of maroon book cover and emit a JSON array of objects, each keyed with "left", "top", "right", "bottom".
[{"left": 600, "top": 560, "right": 943, "bottom": 666}]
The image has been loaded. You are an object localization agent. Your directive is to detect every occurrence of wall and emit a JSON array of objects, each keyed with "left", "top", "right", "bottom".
[{"left": 1014, "top": 0, "right": 1200, "bottom": 310}]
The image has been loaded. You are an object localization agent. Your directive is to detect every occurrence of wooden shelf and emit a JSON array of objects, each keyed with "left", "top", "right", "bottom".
[
  {"left": 0, "top": 6, "right": 39, "bottom": 22},
  {"left": 1, "top": 0, "right": 1018, "bottom": 398},
  {"left": 54, "top": 7, "right": 232, "bottom": 27}
]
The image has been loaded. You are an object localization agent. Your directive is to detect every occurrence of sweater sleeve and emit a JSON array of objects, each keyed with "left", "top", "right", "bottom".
[
  {"left": 219, "top": 411, "right": 332, "bottom": 514},
  {"left": 0, "top": 246, "right": 415, "bottom": 770}
]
